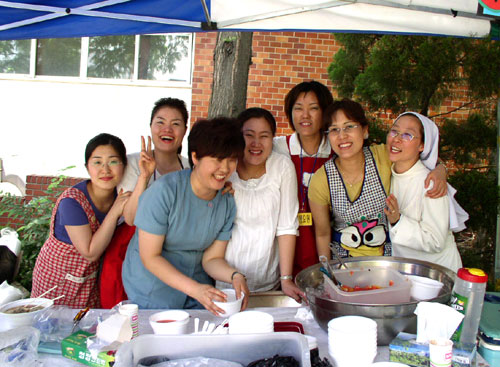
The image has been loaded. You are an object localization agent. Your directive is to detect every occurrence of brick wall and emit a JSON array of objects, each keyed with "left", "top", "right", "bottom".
[
  {"left": 0, "top": 175, "right": 84, "bottom": 229},
  {"left": 191, "top": 31, "right": 489, "bottom": 133}
]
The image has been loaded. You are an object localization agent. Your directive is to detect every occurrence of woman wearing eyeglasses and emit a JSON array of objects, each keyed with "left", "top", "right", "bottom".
[
  {"left": 384, "top": 112, "right": 465, "bottom": 272},
  {"left": 308, "top": 99, "right": 447, "bottom": 259},
  {"left": 32, "top": 133, "right": 131, "bottom": 308}
]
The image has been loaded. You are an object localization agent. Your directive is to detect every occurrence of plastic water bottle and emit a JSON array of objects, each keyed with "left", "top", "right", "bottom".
[{"left": 449, "top": 268, "right": 488, "bottom": 345}]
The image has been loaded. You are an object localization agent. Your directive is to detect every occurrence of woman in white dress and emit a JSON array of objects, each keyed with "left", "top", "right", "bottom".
[
  {"left": 217, "top": 107, "right": 304, "bottom": 302},
  {"left": 384, "top": 112, "right": 466, "bottom": 272}
]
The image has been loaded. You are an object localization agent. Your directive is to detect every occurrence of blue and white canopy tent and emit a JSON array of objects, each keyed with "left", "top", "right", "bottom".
[
  {"left": 0, "top": 0, "right": 499, "bottom": 284},
  {"left": 0, "top": 0, "right": 498, "bottom": 40}
]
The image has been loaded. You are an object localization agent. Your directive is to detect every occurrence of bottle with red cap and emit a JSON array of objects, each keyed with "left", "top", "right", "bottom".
[{"left": 449, "top": 268, "right": 488, "bottom": 345}]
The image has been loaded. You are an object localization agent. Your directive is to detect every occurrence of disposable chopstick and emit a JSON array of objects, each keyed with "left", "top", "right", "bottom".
[
  {"left": 51, "top": 294, "right": 65, "bottom": 302},
  {"left": 35, "top": 285, "right": 58, "bottom": 299}
]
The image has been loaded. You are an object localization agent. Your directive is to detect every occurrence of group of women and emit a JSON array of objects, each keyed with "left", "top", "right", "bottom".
[{"left": 30, "top": 80, "right": 467, "bottom": 314}]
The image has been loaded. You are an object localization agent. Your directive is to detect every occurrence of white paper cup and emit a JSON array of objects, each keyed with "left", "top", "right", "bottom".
[
  {"left": 149, "top": 310, "right": 189, "bottom": 335},
  {"left": 119, "top": 303, "right": 139, "bottom": 338},
  {"left": 429, "top": 338, "right": 453, "bottom": 367},
  {"left": 407, "top": 275, "right": 444, "bottom": 301}
]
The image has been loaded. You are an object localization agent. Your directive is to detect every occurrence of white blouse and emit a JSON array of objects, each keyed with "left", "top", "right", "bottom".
[
  {"left": 217, "top": 152, "right": 299, "bottom": 292},
  {"left": 390, "top": 160, "right": 462, "bottom": 272}
]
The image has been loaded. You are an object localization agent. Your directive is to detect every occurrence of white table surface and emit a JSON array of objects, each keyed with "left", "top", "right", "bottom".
[{"left": 36, "top": 306, "right": 491, "bottom": 367}]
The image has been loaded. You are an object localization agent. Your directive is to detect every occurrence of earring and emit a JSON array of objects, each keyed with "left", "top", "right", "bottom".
[{"left": 364, "top": 133, "right": 369, "bottom": 139}]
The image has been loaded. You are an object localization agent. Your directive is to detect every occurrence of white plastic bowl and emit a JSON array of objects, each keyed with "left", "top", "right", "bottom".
[
  {"left": 213, "top": 289, "right": 244, "bottom": 317},
  {"left": 407, "top": 275, "right": 444, "bottom": 301},
  {"left": 0, "top": 297, "right": 53, "bottom": 331},
  {"left": 149, "top": 310, "right": 189, "bottom": 335}
]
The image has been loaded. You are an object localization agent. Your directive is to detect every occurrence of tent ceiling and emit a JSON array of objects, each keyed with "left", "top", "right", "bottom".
[{"left": 0, "top": 0, "right": 496, "bottom": 40}]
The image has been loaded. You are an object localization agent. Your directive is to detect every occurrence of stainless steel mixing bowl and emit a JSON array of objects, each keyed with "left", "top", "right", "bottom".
[{"left": 295, "top": 256, "right": 456, "bottom": 345}]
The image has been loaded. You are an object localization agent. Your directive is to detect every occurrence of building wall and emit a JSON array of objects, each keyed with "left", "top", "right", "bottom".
[{"left": 191, "top": 31, "right": 487, "bottom": 132}]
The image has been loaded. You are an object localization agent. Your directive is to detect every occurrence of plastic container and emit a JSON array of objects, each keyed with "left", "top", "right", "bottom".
[
  {"left": 119, "top": 303, "right": 139, "bottom": 338},
  {"left": 449, "top": 268, "right": 488, "bottom": 345},
  {"left": 478, "top": 334, "right": 500, "bottom": 367},
  {"left": 213, "top": 288, "right": 244, "bottom": 317},
  {"left": 113, "top": 332, "right": 310, "bottom": 367},
  {"left": 323, "top": 267, "right": 411, "bottom": 304}
]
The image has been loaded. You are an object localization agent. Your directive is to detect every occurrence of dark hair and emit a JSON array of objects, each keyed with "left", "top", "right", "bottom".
[
  {"left": 237, "top": 107, "right": 277, "bottom": 136},
  {"left": 188, "top": 117, "right": 245, "bottom": 168},
  {"left": 323, "top": 98, "right": 369, "bottom": 132},
  {"left": 85, "top": 133, "right": 127, "bottom": 167},
  {"left": 150, "top": 97, "right": 189, "bottom": 127},
  {"left": 284, "top": 80, "right": 334, "bottom": 131},
  {"left": 0, "top": 246, "right": 18, "bottom": 283}
]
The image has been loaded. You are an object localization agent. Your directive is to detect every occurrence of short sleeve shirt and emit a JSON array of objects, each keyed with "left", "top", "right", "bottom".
[
  {"left": 53, "top": 180, "right": 107, "bottom": 244},
  {"left": 122, "top": 169, "right": 236, "bottom": 309}
]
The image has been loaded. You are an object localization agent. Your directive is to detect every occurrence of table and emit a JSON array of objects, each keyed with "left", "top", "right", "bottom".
[{"left": 36, "top": 306, "right": 490, "bottom": 366}]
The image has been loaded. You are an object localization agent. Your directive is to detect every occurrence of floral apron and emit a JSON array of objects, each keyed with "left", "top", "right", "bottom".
[
  {"left": 325, "top": 146, "right": 391, "bottom": 258},
  {"left": 31, "top": 187, "right": 100, "bottom": 308}
]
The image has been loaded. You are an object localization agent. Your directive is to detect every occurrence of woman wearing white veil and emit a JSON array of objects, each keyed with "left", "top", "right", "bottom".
[{"left": 384, "top": 112, "right": 466, "bottom": 272}]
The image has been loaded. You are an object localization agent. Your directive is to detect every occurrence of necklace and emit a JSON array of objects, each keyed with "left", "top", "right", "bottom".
[{"left": 337, "top": 162, "right": 365, "bottom": 188}]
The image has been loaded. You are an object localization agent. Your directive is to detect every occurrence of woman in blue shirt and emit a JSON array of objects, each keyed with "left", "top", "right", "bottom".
[{"left": 122, "top": 117, "right": 249, "bottom": 314}]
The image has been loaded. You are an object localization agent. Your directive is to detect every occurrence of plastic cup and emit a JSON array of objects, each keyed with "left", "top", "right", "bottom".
[
  {"left": 149, "top": 310, "right": 189, "bottom": 335},
  {"left": 407, "top": 275, "right": 444, "bottom": 301},
  {"left": 429, "top": 338, "right": 453, "bottom": 367}
]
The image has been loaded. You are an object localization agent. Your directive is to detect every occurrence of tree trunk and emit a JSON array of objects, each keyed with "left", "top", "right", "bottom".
[{"left": 208, "top": 32, "right": 253, "bottom": 118}]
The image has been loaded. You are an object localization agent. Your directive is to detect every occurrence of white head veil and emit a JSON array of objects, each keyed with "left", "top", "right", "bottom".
[{"left": 394, "top": 112, "right": 468, "bottom": 232}]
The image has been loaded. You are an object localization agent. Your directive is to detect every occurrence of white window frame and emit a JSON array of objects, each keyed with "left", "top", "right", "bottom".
[{"left": 0, "top": 33, "right": 194, "bottom": 88}]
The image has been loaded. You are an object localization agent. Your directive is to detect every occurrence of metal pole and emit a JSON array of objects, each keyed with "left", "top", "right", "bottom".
[{"left": 496, "top": 95, "right": 500, "bottom": 291}]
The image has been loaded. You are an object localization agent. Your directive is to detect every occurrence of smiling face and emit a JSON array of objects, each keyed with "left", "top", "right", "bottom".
[
  {"left": 387, "top": 114, "right": 424, "bottom": 172},
  {"left": 86, "top": 145, "right": 125, "bottom": 191},
  {"left": 291, "top": 91, "right": 323, "bottom": 139},
  {"left": 191, "top": 154, "right": 238, "bottom": 195},
  {"left": 150, "top": 106, "right": 187, "bottom": 154},
  {"left": 241, "top": 117, "right": 273, "bottom": 168},
  {"left": 327, "top": 109, "right": 367, "bottom": 161}
]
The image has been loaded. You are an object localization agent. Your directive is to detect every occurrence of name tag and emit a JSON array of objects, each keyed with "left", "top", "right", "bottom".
[{"left": 298, "top": 212, "right": 312, "bottom": 226}]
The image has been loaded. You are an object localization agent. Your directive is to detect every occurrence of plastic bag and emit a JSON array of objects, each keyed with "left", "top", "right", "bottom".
[
  {"left": 0, "top": 227, "right": 21, "bottom": 256},
  {"left": 32, "top": 305, "right": 74, "bottom": 343},
  {"left": 0, "top": 280, "right": 24, "bottom": 307},
  {"left": 0, "top": 325, "right": 41, "bottom": 367}
]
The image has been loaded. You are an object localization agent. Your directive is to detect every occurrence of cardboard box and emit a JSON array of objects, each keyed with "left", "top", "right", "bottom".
[
  {"left": 389, "top": 332, "right": 476, "bottom": 367},
  {"left": 61, "top": 331, "right": 116, "bottom": 367}
]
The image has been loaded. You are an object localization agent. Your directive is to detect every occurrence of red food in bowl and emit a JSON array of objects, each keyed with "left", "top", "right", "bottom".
[{"left": 156, "top": 320, "right": 176, "bottom": 323}]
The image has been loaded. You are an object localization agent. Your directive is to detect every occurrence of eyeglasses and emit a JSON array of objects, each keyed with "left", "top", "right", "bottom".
[
  {"left": 325, "top": 123, "right": 360, "bottom": 136},
  {"left": 89, "top": 159, "right": 123, "bottom": 169},
  {"left": 388, "top": 129, "right": 420, "bottom": 142}
]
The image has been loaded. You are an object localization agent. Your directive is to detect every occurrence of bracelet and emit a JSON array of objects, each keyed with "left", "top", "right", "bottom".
[
  {"left": 280, "top": 275, "right": 293, "bottom": 281},
  {"left": 231, "top": 271, "right": 246, "bottom": 281}
]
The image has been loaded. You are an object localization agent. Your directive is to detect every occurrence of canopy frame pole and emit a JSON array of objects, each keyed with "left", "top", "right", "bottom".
[
  {"left": 496, "top": 95, "right": 500, "bottom": 290},
  {"left": 0, "top": 0, "right": 201, "bottom": 32},
  {"left": 217, "top": 0, "right": 492, "bottom": 28}
]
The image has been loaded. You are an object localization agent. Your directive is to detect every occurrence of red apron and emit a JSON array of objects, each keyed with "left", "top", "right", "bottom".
[
  {"left": 31, "top": 187, "right": 100, "bottom": 308},
  {"left": 99, "top": 222, "right": 136, "bottom": 308},
  {"left": 287, "top": 135, "right": 333, "bottom": 276}
]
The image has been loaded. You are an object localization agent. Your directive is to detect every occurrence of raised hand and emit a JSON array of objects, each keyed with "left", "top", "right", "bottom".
[{"left": 139, "top": 136, "right": 156, "bottom": 179}]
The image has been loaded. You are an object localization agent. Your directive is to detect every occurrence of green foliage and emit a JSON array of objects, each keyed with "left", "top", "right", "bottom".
[
  {"left": 329, "top": 34, "right": 500, "bottom": 116},
  {"left": 0, "top": 174, "right": 68, "bottom": 291},
  {"left": 441, "top": 113, "right": 497, "bottom": 166},
  {"left": 0, "top": 39, "right": 30, "bottom": 74}
]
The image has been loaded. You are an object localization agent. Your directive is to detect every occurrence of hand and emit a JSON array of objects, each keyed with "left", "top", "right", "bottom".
[
  {"left": 222, "top": 180, "right": 235, "bottom": 196},
  {"left": 191, "top": 283, "right": 227, "bottom": 316},
  {"left": 109, "top": 189, "right": 131, "bottom": 218},
  {"left": 281, "top": 279, "right": 305, "bottom": 304},
  {"left": 232, "top": 273, "right": 250, "bottom": 311},
  {"left": 384, "top": 194, "right": 400, "bottom": 225},
  {"left": 139, "top": 136, "right": 156, "bottom": 179},
  {"left": 425, "top": 164, "right": 447, "bottom": 198}
]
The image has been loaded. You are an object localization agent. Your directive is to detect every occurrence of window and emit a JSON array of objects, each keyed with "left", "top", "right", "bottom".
[
  {"left": 36, "top": 38, "right": 81, "bottom": 77},
  {"left": 0, "top": 33, "right": 193, "bottom": 84},
  {"left": 0, "top": 39, "right": 30, "bottom": 74}
]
